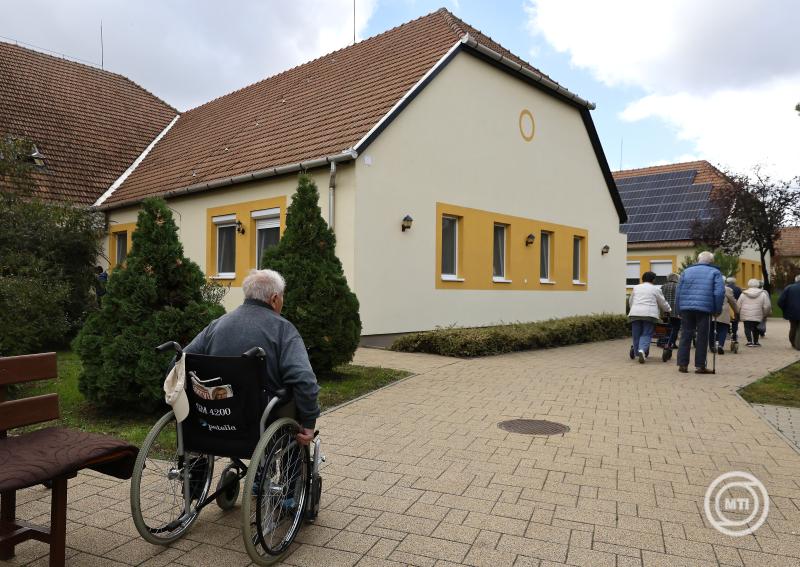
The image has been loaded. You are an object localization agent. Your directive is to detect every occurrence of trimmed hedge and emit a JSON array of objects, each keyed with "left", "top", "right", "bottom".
[{"left": 390, "top": 314, "right": 629, "bottom": 357}]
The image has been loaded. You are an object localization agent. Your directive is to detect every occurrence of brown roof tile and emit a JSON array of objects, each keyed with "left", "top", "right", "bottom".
[
  {"left": 105, "top": 8, "right": 559, "bottom": 206},
  {"left": 613, "top": 160, "right": 729, "bottom": 188},
  {"left": 0, "top": 42, "right": 177, "bottom": 205},
  {"left": 775, "top": 227, "right": 800, "bottom": 258}
]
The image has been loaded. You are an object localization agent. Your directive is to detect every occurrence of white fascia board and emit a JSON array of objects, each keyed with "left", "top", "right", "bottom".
[
  {"left": 94, "top": 114, "right": 180, "bottom": 207},
  {"left": 352, "top": 38, "right": 463, "bottom": 152}
]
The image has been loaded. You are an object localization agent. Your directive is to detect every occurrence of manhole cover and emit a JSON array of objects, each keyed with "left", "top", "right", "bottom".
[{"left": 498, "top": 419, "right": 569, "bottom": 436}]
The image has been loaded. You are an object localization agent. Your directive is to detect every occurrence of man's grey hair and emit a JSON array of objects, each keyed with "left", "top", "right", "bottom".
[
  {"left": 667, "top": 273, "right": 680, "bottom": 283},
  {"left": 698, "top": 251, "right": 714, "bottom": 264},
  {"left": 242, "top": 269, "right": 286, "bottom": 302},
  {"left": 726, "top": 277, "right": 737, "bottom": 285},
  {"left": 747, "top": 278, "right": 761, "bottom": 288},
  {"left": 795, "top": 274, "right": 800, "bottom": 283}
]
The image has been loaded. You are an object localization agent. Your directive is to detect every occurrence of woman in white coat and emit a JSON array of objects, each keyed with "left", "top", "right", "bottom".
[
  {"left": 737, "top": 278, "right": 772, "bottom": 346},
  {"left": 628, "top": 271, "right": 671, "bottom": 363}
]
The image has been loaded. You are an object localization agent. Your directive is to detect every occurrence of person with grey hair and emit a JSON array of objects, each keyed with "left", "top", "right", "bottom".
[
  {"left": 738, "top": 278, "right": 772, "bottom": 346},
  {"left": 674, "top": 250, "right": 725, "bottom": 373},
  {"left": 181, "top": 269, "right": 319, "bottom": 445},
  {"left": 726, "top": 276, "right": 742, "bottom": 345},
  {"left": 661, "top": 273, "right": 681, "bottom": 352},
  {"left": 778, "top": 274, "right": 800, "bottom": 349}
]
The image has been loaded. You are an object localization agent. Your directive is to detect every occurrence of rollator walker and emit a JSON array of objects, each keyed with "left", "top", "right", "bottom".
[{"left": 129, "top": 342, "right": 324, "bottom": 565}]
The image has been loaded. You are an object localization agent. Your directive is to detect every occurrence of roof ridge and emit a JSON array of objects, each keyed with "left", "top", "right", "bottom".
[
  {"left": 0, "top": 40, "right": 177, "bottom": 114},
  {"left": 614, "top": 159, "right": 712, "bottom": 175},
  {"left": 184, "top": 7, "right": 450, "bottom": 114}
]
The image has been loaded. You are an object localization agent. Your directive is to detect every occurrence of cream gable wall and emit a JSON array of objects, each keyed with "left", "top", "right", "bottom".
[
  {"left": 353, "top": 51, "right": 627, "bottom": 335},
  {"left": 104, "top": 164, "right": 357, "bottom": 313}
]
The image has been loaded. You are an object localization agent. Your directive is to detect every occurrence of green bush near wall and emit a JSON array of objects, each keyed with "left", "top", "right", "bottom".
[{"left": 390, "top": 314, "right": 629, "bottom": 357}]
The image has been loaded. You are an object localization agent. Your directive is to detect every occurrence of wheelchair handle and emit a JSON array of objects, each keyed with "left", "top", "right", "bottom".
[
  {"left": 155, "top": 341, "right": 183, "bottom": 355},
  {"left": 242, "top": 346, "right": 266, "bottom": 359}
]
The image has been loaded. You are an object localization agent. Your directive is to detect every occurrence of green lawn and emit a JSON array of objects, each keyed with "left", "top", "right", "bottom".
[
  {"left": 18, "top": 351, "right": 409, "bottom": 449},
  {"left": 771, "top": 292, "right": 784, "bottom": 318},
  {"left": 739, "top": 360, "right": 800, "bottom": 408}
]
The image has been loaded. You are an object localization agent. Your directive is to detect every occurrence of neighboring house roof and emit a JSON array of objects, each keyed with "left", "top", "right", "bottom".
[
  {"left": 102, "top": 8, "right": 626, "bottom": 222},
  {"left": 613, "top": 160, "right": 729, "bottom": 244},
  {"left": 775, "top": 227, "right": 800, "bottom": 258},
  {"left": 0, "top": 41, "right": 177, "bottom": 205}
]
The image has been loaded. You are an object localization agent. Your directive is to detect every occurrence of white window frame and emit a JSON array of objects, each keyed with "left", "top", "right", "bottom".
[
  {"left": 115, "top": 231, "right": 127, "bottom": 266},
  {"left": 572, "top": 236, "right": 584, "bottom": 284},
  {"left": 441, "top": 215, "right": 461, "bottom": 281},
  {"left": 650, "top": 260, "right": 672, "bottom": 286},
  {"left": 252, "top": 208, "right": 281, "bottom": 269},
  {"left": 626, "top": 261, "right": 641, "bottom": 287},
  {"left": 492, "top": 223, "right": 511, "bottom": 283},
  {"left": 540, "top": 231, "right": 553, "bottom": 283},
  {"left": 213, "top": 214, "right": 237, "bottom": 279}
]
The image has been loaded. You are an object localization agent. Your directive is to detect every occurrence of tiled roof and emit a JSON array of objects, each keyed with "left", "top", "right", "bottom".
[
  {"left": 775, "top": 227, "right": 800, "bottom": 258},
  {"left": 105, "top": 8, "right": 565, "bottom": 206},
  {"left": 0, "top": 42, "right": 177, "bottom": 205},
  {"left": 613, "top": 161, "right": 730, "bottom": 244}
]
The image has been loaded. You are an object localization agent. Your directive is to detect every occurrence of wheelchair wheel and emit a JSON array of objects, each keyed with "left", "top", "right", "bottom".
[
  {"left": 216, "top": 463, "right": 241, "bottom": 511},
  {"left": 242, "top": 417, "right": 309, "bottom": 565},
  {"left": 130, "top": 411, "right": 214, "bottom": 544}
]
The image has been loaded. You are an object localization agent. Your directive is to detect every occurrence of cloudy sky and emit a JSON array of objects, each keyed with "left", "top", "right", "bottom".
[{"left": 2, "top": 0, "right": 797, "bottom": 178}]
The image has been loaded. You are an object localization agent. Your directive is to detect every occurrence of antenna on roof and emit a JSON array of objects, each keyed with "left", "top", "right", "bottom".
[
  {"left": 619, "top": 137, "right": 623, "bottom": 171},
  {"left": 353, "top": 0, "right": 356, "bottom": 44},
  {"left": 100, "top": 19, "right": 104, "bottom": 69}
]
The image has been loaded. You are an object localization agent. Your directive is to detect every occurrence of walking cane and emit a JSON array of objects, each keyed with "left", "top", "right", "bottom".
[{"left": 711, "top": 316, "right": 717, "bottom": 374}]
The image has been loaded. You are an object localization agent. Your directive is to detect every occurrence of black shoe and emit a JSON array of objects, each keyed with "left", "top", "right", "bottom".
[
  {"left": 629, "top": 345, "right": 635, "bottom": 360},
  {"left": 637, "top": 350, "right": 646, "bottom": 364},
  {"left": 717, "top": 347, "right": 725, "bottom": 355},
  {"left": 695, "top": 367, "right": 714, "bottom": 374},
  {"left": 678, "top": 366, "right": 688, "bottom": 373}
]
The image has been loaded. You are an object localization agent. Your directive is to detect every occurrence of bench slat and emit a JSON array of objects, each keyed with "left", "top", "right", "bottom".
[
  {"left": 0, "top": 353, "right": 57, "bottom": 387},
  {"left": 0, "top": 394, "right": 59, "bottom": 430}
]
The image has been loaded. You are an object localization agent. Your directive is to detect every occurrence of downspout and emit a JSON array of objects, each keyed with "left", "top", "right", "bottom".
[{"left": 328, "top": 160, "right": 337, "bottom": 229}]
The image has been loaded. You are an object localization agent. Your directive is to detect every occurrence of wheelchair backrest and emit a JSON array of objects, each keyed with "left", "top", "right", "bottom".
[{"left": 180, "top": 352, "right": 268, "bottom": 459}]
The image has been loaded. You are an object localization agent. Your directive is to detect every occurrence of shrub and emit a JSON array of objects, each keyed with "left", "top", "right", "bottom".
[
  {"left": 74, "top": 198, "right": 225, "bottom": 412},
  {"left": 390, "top": 314, "right": 629, "bottom": 357},
  {"left": 0, "top": 275, "right": 69, "bottom": 356},
  {"left": 261, "top": 174, "right": 361, "bottom": 374}
]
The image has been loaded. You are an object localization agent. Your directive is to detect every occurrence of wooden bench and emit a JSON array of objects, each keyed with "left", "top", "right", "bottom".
[{"left": 0, "top": 352, "right": 138, "bottom": 567}]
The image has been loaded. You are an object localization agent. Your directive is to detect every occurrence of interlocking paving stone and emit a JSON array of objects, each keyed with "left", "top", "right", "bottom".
[
  {"left": 752, "top": 403, "right": 800, "bottom": 450},
  {"left": 7, "top": 330, "right": 800, "bottom": 566}
]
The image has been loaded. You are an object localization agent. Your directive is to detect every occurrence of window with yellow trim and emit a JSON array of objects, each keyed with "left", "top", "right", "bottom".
[
  {"left": 493, "top": 223, "right": 509, "bottom": 282},
  {"left": 572, "top": 236, "right": 585, "bottom": 283},
  {"left": 540, "top": 231, "right": 553, "bottom": 281},
  {"left": 441, "top": 215, "right": 460, "bottom": 279},
  {"left": 115, "top": 232, "right": 128, "bottom": 266},
  {"left": 252, "top": 208, "right": 281, "bottom": 269}
]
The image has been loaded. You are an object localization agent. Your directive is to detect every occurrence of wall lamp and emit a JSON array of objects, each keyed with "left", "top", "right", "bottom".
[
  {"left": 601, "top": 244, "right": 610, "bottom": 255},
  {"left": 401, "top": 215, "right": 413, "bottom": 232},
  {"left": 525, "top": 233, "right": 536, "bottom": 246},
  {"left": 236, "top": 220, "right": 246, "bottom": 235}
]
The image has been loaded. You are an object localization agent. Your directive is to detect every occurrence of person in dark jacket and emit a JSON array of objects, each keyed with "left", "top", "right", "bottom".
[
  {"left": 675, "top": 251, "right": 725, "bottom": 373},
  {"left": 778, "top": 275, "right": 800, "bottom": 350},
  {"left": 726, "top": 277, "right": 742, "bottom": 343},
  {"left": 182, "top": 269, "right": 319, "bottom": 445},
  {"left": 661, "top": 273, "right": 681, "bottom": 349}
]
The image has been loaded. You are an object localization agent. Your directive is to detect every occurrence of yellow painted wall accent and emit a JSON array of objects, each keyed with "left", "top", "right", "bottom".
[
  {"left": 737, "top": 259, "right": 762, "bottom": 283},
  {"left": 108, "top": 222, "right": 136, "bottom": 269},
  {"left": 435, "top": 202, "right": 588, "bottom": 291},
  {"left": 205, "top": 196, "right": 287, "bottom": 287},
  {"left": 626, "top": 254, "right": 678, "bottom": 282}
]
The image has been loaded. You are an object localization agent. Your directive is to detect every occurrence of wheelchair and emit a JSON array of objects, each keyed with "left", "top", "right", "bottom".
[{"left": 130, "top": 342, "right": 324, "bottom": 565}]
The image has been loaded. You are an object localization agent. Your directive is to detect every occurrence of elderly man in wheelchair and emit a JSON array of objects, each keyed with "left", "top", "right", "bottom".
[{"left": 129, "top": 269, "right": 324, "bottom": 565}]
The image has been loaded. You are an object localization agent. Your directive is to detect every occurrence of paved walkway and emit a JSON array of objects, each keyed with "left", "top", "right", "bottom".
[
  {"left": 5, "top": 321, "right": 800, "bottom": 567},
  {"left": 752, "top": 404, "right": 800, "bottom": 450}
]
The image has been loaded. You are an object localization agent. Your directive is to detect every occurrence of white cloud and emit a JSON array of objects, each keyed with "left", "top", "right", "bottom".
[
  {"left": 0, "top": 0, "right": 377, "bottom": 111},
  {"left": 525, "top": 0, "right": 800, "bottom": 178}
]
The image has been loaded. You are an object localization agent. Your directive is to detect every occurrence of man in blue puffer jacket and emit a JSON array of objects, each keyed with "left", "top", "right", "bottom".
[{"left": 675, "top": 251, "right": 725, "bottom": 373}]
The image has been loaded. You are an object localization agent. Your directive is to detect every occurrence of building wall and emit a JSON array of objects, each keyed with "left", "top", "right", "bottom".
[
  {"left": 103, "top": 164, "right": 357, "bottom": 313},
  {"left": 353, "top": 51, "right": 627, "bottom": 335},
  {"left": 626, "top": 244, "right": 768, "bottom": 288}
]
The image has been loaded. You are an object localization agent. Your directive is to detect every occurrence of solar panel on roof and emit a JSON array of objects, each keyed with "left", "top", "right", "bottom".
[{"left": 617, "top": 169, "right": 712, "bottom": 242}]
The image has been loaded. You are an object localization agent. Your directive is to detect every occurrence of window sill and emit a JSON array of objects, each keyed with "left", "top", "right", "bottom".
[
  {"left": 441, "top": 275, "right": 465, "bottom": 282},
  {"left": 540, "top": 278, "right": 556, "bottom": 285},
  {"left": 572, "top": 280, "right": 587, "bottom": 286},
  {"left": 212, "top": 274, "right": 235, "bottom": 280},
  {"left": 493, "top": 277, "right": 512, "bottom": 283}
]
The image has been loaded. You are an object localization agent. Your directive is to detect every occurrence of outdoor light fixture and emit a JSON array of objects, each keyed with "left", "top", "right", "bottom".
[
  {"left": 236, "top": 220, "right": 246, "bottom": 235},
  {"left": 601, "top": 244, "right": 610, "bottom": 255},
  {"left": 401, "top": 215, "right": 413, "bottom": 232},
  {"left": 525, "top": 233, "right": 536, "bottom": 246}
]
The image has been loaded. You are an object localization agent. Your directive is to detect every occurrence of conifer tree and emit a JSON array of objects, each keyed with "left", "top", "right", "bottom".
[
  {"left": 262, "top": 174, "right": 361, "bottom": 373},
  {"left": 74, "top": 198, "right": 224, "bottom": 411}
]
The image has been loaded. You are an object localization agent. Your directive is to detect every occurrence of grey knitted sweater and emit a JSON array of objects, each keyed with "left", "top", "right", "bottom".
[{"left": 183, "top": 298, "right": 320, "bottom": 428}]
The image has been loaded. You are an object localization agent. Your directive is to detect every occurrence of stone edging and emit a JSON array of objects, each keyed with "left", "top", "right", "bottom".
[{"left": 733, "top": 390, "right": 800, "bottom": 456}]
